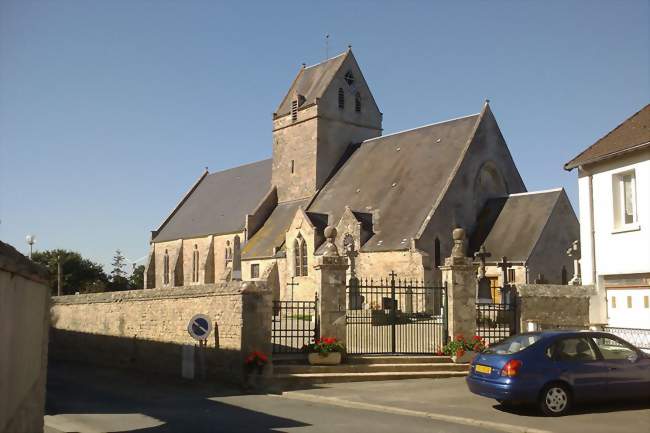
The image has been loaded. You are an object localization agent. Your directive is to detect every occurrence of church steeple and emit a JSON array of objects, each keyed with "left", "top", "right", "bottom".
[{"left": 272, "top": 50, "right": 382, "bottom": 203}]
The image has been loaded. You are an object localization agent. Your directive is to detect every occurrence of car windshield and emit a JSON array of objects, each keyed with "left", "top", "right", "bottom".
[{"left": 485, "top": 334, "right": 543, "bottom": 354}]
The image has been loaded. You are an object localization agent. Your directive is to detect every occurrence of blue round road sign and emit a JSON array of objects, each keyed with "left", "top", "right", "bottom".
[{"left": 188, "top": 314, "right": 212, "bottom": 340}]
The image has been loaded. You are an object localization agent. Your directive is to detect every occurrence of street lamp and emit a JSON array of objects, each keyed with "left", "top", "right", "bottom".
[{"left": 25, "top": 234, "right": 36, "bottom": 259}]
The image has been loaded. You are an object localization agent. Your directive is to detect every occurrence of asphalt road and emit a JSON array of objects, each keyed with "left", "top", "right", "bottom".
[{"left": 45, "top": 361, "right": 493, "bottom": 433}]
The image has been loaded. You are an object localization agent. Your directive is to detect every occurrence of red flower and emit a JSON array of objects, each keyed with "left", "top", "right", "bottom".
[
  {"left": 314, "top": 338, "right": 321, "bottom": 344},
  {"left": 472, "top": 335, "right": 481, "bottom": 341},
  {"left": 455, "top": 335, "right": 464, "bottom": 341},
  {"left": 323, "top": 337, "right": 336, "bottom": 345},
  {"left": 456, "top": 348, "right": 465, "bottom": 358}
]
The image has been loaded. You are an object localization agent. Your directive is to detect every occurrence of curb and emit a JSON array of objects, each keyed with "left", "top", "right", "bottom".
[{"left": 281, "top": 391, "right": 553, "bottom": 433}]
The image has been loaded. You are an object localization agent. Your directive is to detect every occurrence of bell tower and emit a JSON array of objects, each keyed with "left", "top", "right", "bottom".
[{"left": 271, "top": 49, "right": 382, "bottom": 203}]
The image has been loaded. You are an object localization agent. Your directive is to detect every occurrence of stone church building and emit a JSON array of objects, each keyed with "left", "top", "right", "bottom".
[{"left": 144, "top": 49, "right": 579, "bottom": 300}]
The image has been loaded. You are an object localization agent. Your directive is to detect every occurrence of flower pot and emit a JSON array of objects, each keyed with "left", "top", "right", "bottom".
[
  {"left": 308, "top": 352, "right": 342, "bottom": 365},
  {"left": 451, "top": 350, "right": 476, "bottom": 364}
]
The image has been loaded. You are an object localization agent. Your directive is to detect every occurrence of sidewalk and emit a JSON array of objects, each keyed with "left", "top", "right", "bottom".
[{"left": 281, "top": 378, "right": 650, "bottom": 433}]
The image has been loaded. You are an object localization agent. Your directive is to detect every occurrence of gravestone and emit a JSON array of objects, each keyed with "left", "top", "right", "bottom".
[{"left": 474, "top": 245, "right": 493, "bottom": 304}]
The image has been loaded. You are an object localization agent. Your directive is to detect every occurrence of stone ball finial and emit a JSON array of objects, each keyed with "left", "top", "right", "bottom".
[
  {"left": 324, "top": 225, "right": 337, "bottom": 240},
  {"left": 240, "top": 281, "right": 256, "bottom": 293},
  {"left": 452, "top": 227, "right": 465, "bottom": 241}
]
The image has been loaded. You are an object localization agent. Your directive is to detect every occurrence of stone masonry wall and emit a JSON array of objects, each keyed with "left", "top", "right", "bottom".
[
  {"left": 515, "top": 284, "right": 594, "bottom": 330},
  {"left": 50, "top": 281, "right": 272, "bottom": 385}
]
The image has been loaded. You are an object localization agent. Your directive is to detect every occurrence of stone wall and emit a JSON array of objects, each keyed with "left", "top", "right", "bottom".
[
  {"left": 0, "top": 241, "right": 50, "bottom": 433},
  {"left": 515, "top": 284, "right": 594, "bottom": 330},
  {"left": 50, "top": 281, "right": 272, "bottom": 385}
]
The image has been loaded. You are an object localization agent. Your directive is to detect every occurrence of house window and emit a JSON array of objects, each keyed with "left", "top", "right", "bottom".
[
  {"left": 489, "top": 277, "right": 501, "bottom": 304},
  {"left": 163, "top": 250, "right": 170, "bottom": 285},
  {"left": 192, "top": 245, "right": 199, "bottom": 282},
  {"left": 612, "top": 170, "right": 637, "bottom": 228},
  {"left": 338, "top": 88, "right": 345, "bottom": 109},
  {"left": 611, "top": 296, "right": 616, "bottom": 308},
  {"left": 294, "top": 234, "right": 308, "bottom": 277},
  {"left": 251, "top": 263, "right": 259, "bottom": 279},
  {"left": 508, "top": 268, "right": 516, "bottom": 283},
  {"left": 355, "top": 92, "right": 361, "bottom": 112},
  {"left": 627, "top": 296, "right": 633, "bottom": 308},
  {"left": 291, "top": 99, "right": 298, "bottom": 122}
]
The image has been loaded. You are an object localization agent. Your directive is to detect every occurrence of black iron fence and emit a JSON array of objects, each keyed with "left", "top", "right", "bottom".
[
  {"left": 476, "top": 301, "right": 517, "bottom": 346},
  {"left": 271, "top": 296, "right": 319, "bottom": 354},
  {"left": 346, "top": 273, "right": 447, "bottom": 354},
  {"left": 604, "top": 326, "right": 650, "bottom": 350}
]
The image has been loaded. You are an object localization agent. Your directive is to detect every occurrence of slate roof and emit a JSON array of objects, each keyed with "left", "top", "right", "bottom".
[
  {"left": 468, "top": 189, "right": 565, "bottom": 262},
  {"left": 275, "top": 51, "right": 348, "bottom": 117},
  {"left": 241, "top": 199, "right": 310, "bottom": 259},
  {"left": 565, "top": 104, "right": 650, "bottom": 170},
  {"left": 307, "top": 113, "right": 481, "bottom": 252},
  {"left": 153, "top": 159, "right": 272, "bottom": 242}
]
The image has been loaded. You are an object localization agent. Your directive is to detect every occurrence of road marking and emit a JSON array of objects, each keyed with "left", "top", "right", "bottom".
[{"left": 281, "top": 392, "right": 553, "bottom": 433}]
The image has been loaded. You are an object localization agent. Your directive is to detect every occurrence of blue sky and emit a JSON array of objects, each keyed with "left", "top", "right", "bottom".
[{"left": 1, "top": 1, "right": 648, "bottom": 271}]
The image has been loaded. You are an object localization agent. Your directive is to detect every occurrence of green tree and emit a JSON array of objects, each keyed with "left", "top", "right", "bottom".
[
  {"left": 129, "top": 264, "right": 145, "bottom": 290},
  {"left": 108, "top": 249, "right": 129, "bottom": 291},
  {"left": 32, "top": 249, "right": 108, "bottom": 295}
]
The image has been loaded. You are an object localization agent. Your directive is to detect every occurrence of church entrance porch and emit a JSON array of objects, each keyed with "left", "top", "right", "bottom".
[{"left": 345, "top": 272, "right": 448, "bottom": 354}]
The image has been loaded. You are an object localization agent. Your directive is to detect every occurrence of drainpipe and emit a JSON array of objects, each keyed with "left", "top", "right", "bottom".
[{"left": 585, "top": 168, "right": 597, "bottom": 284}]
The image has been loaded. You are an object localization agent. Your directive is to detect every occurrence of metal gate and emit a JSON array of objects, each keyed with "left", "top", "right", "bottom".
[
  {"left": 272, "top": 295, "right": 319, "bottom": 354},
  {"left": 476, "top": 299, "right": 517, "bottom": 346},
  {"left": 346, "top": 272, "right": 447, "bottom": 354}
]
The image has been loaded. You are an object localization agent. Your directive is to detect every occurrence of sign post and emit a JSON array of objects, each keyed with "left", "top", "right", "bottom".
[{"left": 187, "top": 314, "right": 213, "bottom": 380}]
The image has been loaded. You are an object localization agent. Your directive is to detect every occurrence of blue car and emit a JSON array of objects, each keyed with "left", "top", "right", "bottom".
[{"left": 466, "top": 330, "right": 650, "bottom": 416}]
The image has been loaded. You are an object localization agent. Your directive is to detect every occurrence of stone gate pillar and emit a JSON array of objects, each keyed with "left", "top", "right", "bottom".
[
  {"left": 440, "top": 228, "right": 478, "bottom": 341},
  {"left": 313, "top": 226, "right": 348, "bottom": 345}
]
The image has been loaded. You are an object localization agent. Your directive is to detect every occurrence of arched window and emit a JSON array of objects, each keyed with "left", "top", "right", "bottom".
[
  {"left": 163, "top": 249, "right": 170, "bottom": 285},
  {"left": 225, "top": 240, "right": 232, "bottom": 268},
  {"left": 192, "top": 245, "right": 199, "bottom": 282},
  {"left": 355, "top": 92, "right": 361, "bottom": 112},
  {"left": 434, "top": 238, "right": 441, "bottom": 268},
  {"left": 294, "top": 234, "right": 308, "bottom": 276},
  {"left": 338, "top": 88, "right": 345, "bottom": 109}
]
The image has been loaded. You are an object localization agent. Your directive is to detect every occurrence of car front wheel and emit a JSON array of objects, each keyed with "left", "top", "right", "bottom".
[{"left": 539, "top": 383, "right": 571, "bottom": 416}]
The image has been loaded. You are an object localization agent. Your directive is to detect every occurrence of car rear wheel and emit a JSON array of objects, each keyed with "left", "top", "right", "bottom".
[{"left": 539, "top": 383, "right": 571, "bottom": 416}]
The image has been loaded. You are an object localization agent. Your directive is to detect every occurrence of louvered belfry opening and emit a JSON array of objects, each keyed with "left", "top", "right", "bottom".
[{"left": 338, "top": 88, "right": 344, "bottom": 109}]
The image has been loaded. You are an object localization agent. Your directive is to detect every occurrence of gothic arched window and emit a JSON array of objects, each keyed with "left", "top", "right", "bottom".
[
  {"left": 225, "top": 240, "right": 232, "bottom": 268},
  {"left": 294, "top": 234, "right": 308, "bottom": 277},
  {"left": 192, "top": 245, "right": 199, "bottom": 282},
  {"left": 434, "top": 238, "right": 441, "bottom": 268},
  {"left": 163, "top": 249, "right": 170, "bottom": 285},
  {"left": 338, "top": 88, "right": 345, "bottom": 109},
  {"left": 355, "top": 92, "right": 361, "bottom": 112}
]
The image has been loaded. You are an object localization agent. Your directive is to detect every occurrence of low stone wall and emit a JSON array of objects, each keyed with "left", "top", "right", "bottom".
[
  {"left": 50, "top": 281, "right": 272, "bottom": 385},
  {"left": 0, "top": 242, "right": 50, "bottom": 433},
  {"left": 515, "top": 284, "right": 595, "bottom": 331}
]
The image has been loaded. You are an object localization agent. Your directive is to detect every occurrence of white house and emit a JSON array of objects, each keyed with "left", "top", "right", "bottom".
[{"left": 565, "top": 104, "right": 650, "bottom": 333}]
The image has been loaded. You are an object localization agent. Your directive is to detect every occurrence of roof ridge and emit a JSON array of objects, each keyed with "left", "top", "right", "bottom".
[
  {"left": 361, "top": 113, "right": 480, "bottom": 144},
  {"left": 506, "top": 188, "right": 563, "bottom": 197},
  {"left": 207, "top": 158, "right": 272, "bottom": 176},
  {"left": 304, "top": 51, "right": 347, "bottom": 69}
]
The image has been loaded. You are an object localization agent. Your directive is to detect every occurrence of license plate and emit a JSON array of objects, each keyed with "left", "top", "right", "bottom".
[{"left": 475, "top": 364, "right": 492, "bottom": 374}]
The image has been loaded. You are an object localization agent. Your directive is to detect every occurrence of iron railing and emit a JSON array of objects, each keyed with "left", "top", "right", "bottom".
[
  {"left": 271, "top": 296, "right": 319, "bottom": 354},
  {"left": 346, "top": 273, "right": 447, "bottom": 354},
  {"left": 476, "top": 302, "right": 517, "bottom": 346},
  {"left": 603, "top": 326, "right": 650, "bottom": 350}
]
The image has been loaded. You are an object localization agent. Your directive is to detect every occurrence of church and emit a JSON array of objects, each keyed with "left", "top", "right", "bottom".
[{"left": 144, "top": 49, "right": 579, "bottom": 300}]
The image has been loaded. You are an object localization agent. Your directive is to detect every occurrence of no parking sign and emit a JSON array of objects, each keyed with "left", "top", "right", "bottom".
[{"left": 187, "top": 314, "right": 212, "bottom": 341}]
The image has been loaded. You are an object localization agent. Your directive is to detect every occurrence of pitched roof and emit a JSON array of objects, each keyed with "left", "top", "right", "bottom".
[
  {"left": 275, "top": 51, "right": 349, "bottom": 117},
  {"left": 468, "top": 189, "right": 565, "bottom": 262},
  {"left": 241, "top": 199, "right": 310, "bottom": 259},
  {"left": 307, "top": 113, "right": 481, "bottom": 252},
  {"left": 565, "top": 104, "right": 650, "bottom": 170},
  {"left": 153, "top": 159, "right": 272, "bottom": 242}
]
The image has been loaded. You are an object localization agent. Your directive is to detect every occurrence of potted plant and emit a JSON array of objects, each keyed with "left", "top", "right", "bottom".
[
  {"left": 443, "top": 335, "right": 486, "bottom": 363},
  {"left": 302, "top": 337, "right": 345, "bottom": 365},
  {"left": 244, "top": 351, "right": 268, "bottom": 389}
]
